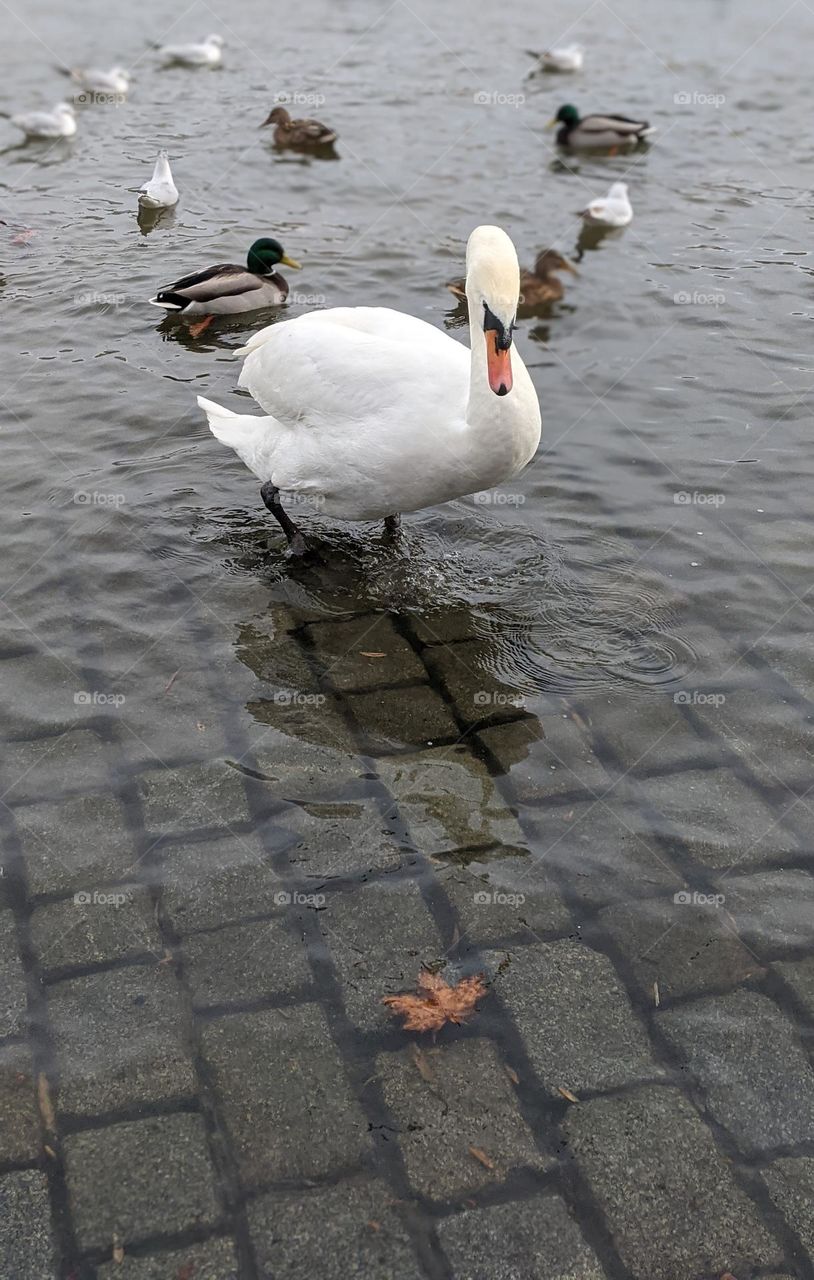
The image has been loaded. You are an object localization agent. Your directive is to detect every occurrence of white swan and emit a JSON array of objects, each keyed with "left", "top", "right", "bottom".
[
  {"left": 158, "top": 34, "right": 223, "bottom": 67},
  {"left": 139, "top": 150, "right": 178, "bottom": 208},
  {"left": 71, "top": 66, "right": 130, "bottom": 95},
  {"left": 578, "top": 181, "right": 633, "bottom": 227},
  {"left": 197, "top": 225, "right": 542, "bottom": 553},
  {"left": 9, "top": 102, "right": 76, "bottom": 140},
  {"left": 540, "top": 44, "right": 584, "bottom": 72}
]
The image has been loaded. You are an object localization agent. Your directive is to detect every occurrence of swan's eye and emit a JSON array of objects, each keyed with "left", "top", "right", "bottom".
[{"left": 483, "top": 303, "right": 513, "bottom": 350}]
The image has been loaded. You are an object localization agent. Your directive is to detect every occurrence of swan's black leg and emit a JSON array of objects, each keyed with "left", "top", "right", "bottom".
[
  {"left": 383, "top": 513, "right": 402, "bottom": 537},
  {"left": 260, "top": 482, "right": 308, "bottom": 556}
]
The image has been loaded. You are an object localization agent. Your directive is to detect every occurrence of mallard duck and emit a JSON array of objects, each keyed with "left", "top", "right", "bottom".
[
  {"left": 261, "top": 106, "right": 337, "bottom": 148},
  {"left": 149, "top": 237, "right": 301, "bottom": 336},
  {"left": 528, "top": 44, "right": 584, "bottom": 72},
  {"left": 197, "top": 225, "right": 542, "bottom": 554},
  {"left": 578, "top": 181, "right": 633, "bottom": 227},
  {"left": 70, "top": 66, "right": 130, "bottom": 95},
  {"left": 447, "top": 248, "right": 577, "bottom": 310},
  {"left": 549, "top": 104, "right": 654, "bottom": 150},
  {"left": 9, "top": 102, "right": 76, "bottom": 140},
  {"left": 157, "top": 34, "right": 223, "bottom": 67},
  {"left": 139, "top": 150, "right": 178, "bottom": 209}
]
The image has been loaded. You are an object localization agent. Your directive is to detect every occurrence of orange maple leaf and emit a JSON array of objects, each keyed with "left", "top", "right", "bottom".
[{"left": 383, "top": 967, "right": 487, "bottom": 1032}]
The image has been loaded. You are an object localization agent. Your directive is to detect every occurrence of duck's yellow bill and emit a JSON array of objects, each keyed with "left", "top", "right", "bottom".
[
  {"left": 487, "top": 338, "right": 512, "bottom": 397},
  {"left": 544, "top": 118, "right": 556, "bottom": 129},
  {"left": 281, "top": 254, "right": 302, "bottom": 270}
]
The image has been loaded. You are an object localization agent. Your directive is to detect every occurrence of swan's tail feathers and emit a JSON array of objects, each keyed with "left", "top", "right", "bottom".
[
  {"left": 197, "top": 395, "right": 273, "bottom": 477},
  {"left": 235, "top": 322, "right": 278, "bottom": 359}
]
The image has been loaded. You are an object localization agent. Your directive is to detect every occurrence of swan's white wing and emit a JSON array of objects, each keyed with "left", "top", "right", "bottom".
[{"left": 238, "top": 307, "right": 469, "bottom": 433}]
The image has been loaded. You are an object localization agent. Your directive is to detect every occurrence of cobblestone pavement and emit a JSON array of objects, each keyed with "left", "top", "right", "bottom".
[{"left": 1, "top": 596, "right": 814, "bottom": 1280}]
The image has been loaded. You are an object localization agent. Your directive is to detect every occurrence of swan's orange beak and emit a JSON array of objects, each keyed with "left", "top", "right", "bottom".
[{"left": 487, "top": 333, "right": 513, "bottom": 397}]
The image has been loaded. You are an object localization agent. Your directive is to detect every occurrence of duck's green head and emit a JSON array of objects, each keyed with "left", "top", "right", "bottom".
[
  {"left": 551, "top": 104, "right": 580, "bottom": 127},
  {"left": 247, "top": 237, "right": 301, "bottom": 274}
]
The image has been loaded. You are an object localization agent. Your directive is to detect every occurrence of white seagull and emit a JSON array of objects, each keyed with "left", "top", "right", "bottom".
[
  {"left": 536, "top": 44, "right": 584, "bottom": 72},
  {"left": 157, "top": 34, "right": 223, "bottom": 67},
  {"left": 579, "top": 181, "right": 633, "bottom": 227},
  {"left": 9, "top": 102, "right": 77, "bottom": 140},
  {"left": 197, "top": 225, "right": 542, "bottom": 554},
  {"left": 138, "top": 150, "right": 178, "bottom": 208},
  {"left": 71, "top": 66, "right": 130, "bottom": 95}
]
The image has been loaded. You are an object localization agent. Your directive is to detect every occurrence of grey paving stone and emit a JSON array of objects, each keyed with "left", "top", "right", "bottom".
[
  {"left": 378, "top": 1039, "right": 551, "bottom": 1199},
  {"left": 305, "top": 614, "right": 426, "bottom": 690},
  {"left": 692, "top": 685, "right": 814, "bottom": 792},
  {"left": 64, "top": 1113, "right": 219, "bottom": 1251},
  {"left": 345, "top": 684, "right": 459, "bottom": 752},
  {"left": 248, "top": 1176, "right": 422, "bottom": 1279},
  {"left": 438, "top": 1194, "right": 605, "bottom": 1280},
  {"left": 377, "top": 746, "right": 526, "bottom": 854},
  {"left": 761, "top": 1156, "right": 814, "bottom": 1255},
  {"left": 439, "top": 865, "right": 572, "bottom": 944},
  {"left": 422, "top": 641, "right": 529, "bottom": 727},
  {"left": 408, "top": 611, "right": 479, "bottom": 646},
  {"left": 319, "top": 880, "right": 440, "bottom": 1030},
  {"left": 524, "top": 797, "right": 681, "bottom": 910},
  {"left": 0, "top": 653, "right": 106, "bottom": 737},
  {"left": 600, "top": 894, "right": 759, "bottom": 1001},
  {"left": 0, "top": 1041, "right": 40, "bottom": 1164},
  {"left": 158, "top": 834, "right": 282, "bottom": 934},
  {"left": 137, "top": 760, "right": 251, "bottom": 835},
  {"left": 48, "top": 965, "right": 194, "bottom": 1117},
  {"left": 248, "top": 720, "right": 367, "bottom": 800},
  {"left": 31, "top": 886, "right": 162, "bottom": 975},
  {"left": 585, "top": 688, "right": 721, "bottom": 775},
  {"left": 566, "top": 1085, "right": 781, "bottom": 1278},
  {"left": 16, "top": 794, "right": 140, "bottom": 897},
  {"left": 496, "top": 941, "right": 661, "bottom": 1096},
  {"left": 659, "top": 989, "right": 814, "bottom": 1154},
  {"left": 279, "top": 795, "right": 405, "bottom": 879},
  {"left": 0, "top": 910, "right": 27, "bottom": 1037},
  {"left": 183, "top": 918, "right": 310, "bottom": 1008},
  {"left": 723, "top": 870, "right": 814, "bottom": 956},
  {"left": 96, "top": 1236, "right": 238, "bottom": 1279},
  {"left": 774, "top": 954, "right": 814, "bottom": 1018},
  {"left": 201, "top": 1003, "right": 369, "bottom": 1185},
  {"left": 636, "top": 768, "right": 797, "bottom": 869},
  {"left": 477, "top": 714, "right": 611, "bottom": 801},
  {"left": 2, "top": 729, "right": 111, "bottom": 805},
  {"left": 0, "top": 1170, "right": 56, "bottom": 1279}
]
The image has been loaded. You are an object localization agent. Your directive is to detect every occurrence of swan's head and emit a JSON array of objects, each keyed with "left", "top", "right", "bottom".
[
  {"left": 205, "top": 34, "right": 224, "bottom": 46},
  {"left": 466, "top": 225, "right": 520, "bottom": 397},
  {"left": 111, "top": 66, "right": 130, "bottom": 81},
  {"left": 57, "top": 102, "right": 76, "bottom": 116},
  {"left": 247, "top": 237, "right": 302, "bottom": 274},
  {"left": 609, "top": 182, "right": 629, "bottom": 199}
]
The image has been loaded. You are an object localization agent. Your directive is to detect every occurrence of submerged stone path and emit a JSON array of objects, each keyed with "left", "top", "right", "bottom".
[{"left": 1, "top": 599, "right": 813, "bottom": 1279}]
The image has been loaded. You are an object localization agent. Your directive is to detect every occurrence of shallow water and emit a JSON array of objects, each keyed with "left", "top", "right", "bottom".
[{"left": 2, "top": 0, "right": 814, "bottom": 1272}]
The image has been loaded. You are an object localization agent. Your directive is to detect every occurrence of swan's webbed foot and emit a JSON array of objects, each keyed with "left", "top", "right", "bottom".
[
  {"left": 260, "top": 482, "right": 310, "bottom": 555},
  {"left": 383, "top": 513, "right": 402, "bottom": 538}
]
